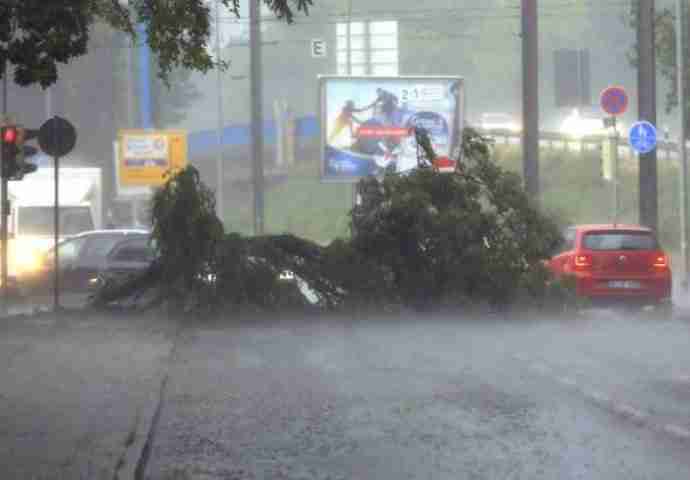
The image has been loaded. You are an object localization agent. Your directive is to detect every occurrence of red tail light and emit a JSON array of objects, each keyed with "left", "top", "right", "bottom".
[
  {"left": 573, "top": 254, "right": 593, "bottom": 269},
  {"left": 653, "top": 254, "right": 669, "bottom": 268}
]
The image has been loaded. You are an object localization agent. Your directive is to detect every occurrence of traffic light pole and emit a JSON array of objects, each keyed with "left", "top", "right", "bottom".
[
  {"left": 1, "top": 66, "right": 8, "bottom": 314},
  {"left": 53, "top": 153, "right": 60, "bottom": 310}
]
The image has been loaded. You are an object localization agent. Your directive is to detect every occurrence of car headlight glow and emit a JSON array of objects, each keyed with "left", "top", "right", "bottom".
[{"left": 13, "top": 245, "right": 42, "bottom": 273}]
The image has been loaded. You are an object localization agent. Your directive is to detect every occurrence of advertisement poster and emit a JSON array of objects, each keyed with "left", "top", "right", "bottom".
[
  {"left": 118, "top": 130, "right": 188, "bottom": 187},
  {"left": 320, "top": 76, "right": 464, "bottom": 182}
]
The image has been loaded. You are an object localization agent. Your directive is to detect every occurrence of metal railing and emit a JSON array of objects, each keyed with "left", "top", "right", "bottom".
[{"left": 477, "top": 128, "right": 688, "bottom": 161}]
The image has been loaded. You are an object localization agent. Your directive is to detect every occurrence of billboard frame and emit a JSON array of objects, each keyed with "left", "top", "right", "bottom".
[{"left": 318, "top": 75, "right": 465, "bottom": 183}]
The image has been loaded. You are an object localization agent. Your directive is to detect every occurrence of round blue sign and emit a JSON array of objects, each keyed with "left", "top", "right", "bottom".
[{"left": 629, "top": 121, "right": 657, "bottom": 154}]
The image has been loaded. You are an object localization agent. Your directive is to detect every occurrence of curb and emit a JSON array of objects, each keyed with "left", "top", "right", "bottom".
[
  {"left": 113, "top": 322, "right": 182, "bottom": 480},
  {"left": 114, "top": 372, "right": 170, "bottom": 480}
]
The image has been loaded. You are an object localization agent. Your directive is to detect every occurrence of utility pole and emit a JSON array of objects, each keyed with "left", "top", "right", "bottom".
[
  {"left": 250, "top": 0, "right": 264, "bottom": 235},
  {"left": 346, "top": 0, "right": 359, "bottom": 211},
  {"left": 215, "top": 0, "right": 225, "bottom": 224},
  {"left": 521, "top": 0, "right": 540, "bottom": 200},
  {"left": 677, "top": 0, "right": 689, "bottom": 288},
  {"left": 637, "top": 0, "right": 658, "bottom": 231}
]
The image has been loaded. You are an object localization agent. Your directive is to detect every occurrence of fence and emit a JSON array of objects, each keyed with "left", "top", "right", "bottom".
[{"left": 478, "top": 128, "right": 689, "bottom": 162}]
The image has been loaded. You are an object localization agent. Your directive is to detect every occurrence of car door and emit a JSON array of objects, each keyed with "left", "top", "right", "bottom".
[
  {"left": 72, "top": 234, "right": 127, "bottom": 291},
  {"left": 40, "top": 236, "right": 89, "bottom": 291}
]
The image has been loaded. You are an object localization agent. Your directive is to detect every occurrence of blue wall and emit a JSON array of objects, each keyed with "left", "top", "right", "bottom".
[{"left": 187, "top": 116, "right": 319, "bottom": 156}]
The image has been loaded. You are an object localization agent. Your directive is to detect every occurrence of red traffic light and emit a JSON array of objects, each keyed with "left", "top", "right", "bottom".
[{"left": 2, "top": 127, "right": 17, "bottom": 144}]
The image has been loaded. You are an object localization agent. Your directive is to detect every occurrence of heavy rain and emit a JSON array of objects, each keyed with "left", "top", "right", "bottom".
[{"left": 1, "top": 1, "right": 690, "bottom": 479}]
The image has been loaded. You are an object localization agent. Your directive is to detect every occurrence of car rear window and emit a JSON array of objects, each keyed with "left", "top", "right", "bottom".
[{"left": 582, "top": 231, "right": 657, "bottom": 251}]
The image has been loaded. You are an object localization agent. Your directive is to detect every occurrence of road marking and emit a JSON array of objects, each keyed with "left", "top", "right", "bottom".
[
  {"left": 512, "top": 353, "right": 529, "bottom": 362},
  {"left": 661, "top": 424, "right": 690, "bottom": 441},
  {"left": 529, "top": 363, "right": 551, "bottom": 375},
  {"left": 611, "top": 403, "right": 648, "bottom": 424},
  {"left": 516, "top": 358, "right": 690, "bottom": 444},
  {"left": 584, "top": 390, "right": 610, "bottom": 405},
  {"left": 556, "top": 376, "right": 577, "bottom": 388}
]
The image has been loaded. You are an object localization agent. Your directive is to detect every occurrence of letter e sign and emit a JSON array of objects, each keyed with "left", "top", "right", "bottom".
[{"left": 311, "top": 39, "right": 327, "bottom": 58}]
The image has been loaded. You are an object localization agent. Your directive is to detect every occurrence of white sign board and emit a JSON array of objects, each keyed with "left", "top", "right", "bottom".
[
  {"left": 113, "top": 141, "right": 153, "bottom": 199},
  {"left": 122, "top": 134, "right": 169, "bottom": 165}
]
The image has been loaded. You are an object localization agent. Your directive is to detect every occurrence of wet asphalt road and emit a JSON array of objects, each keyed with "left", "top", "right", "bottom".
[{"left": 142, "top": 310, "right": 690, "bottom": 480}]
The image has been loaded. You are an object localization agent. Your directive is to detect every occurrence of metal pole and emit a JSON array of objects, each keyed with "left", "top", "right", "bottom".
[
  {"left": 53, "top": 152, "right": 60, "bottom": 310},
  {"left": 52, "top": 116, "right": 60, "bottom": 310},
  {"left": 521, "top": 0, "right": 540, "bottom": 200},
  {"left": 638, "top": 0, "right": 659, "bottom": 231},
  {"left": 611, "top": 117, "right": 620, "bottom": 225},
  {"left": 250, "top": 0, "right": 265, "bottom": 235},
  {"left": 127, "top": 34, "right": 135, "bottom": 127},
  {"left": 215, "top": 0, "right": 225, "bottom": 224},
  {"left": 677, "top": 0, "right": 689, "bottom": 288},
  {"left": 346, "top": 0, "right": 357, "bottom": 215},
  {"left": 1, "top": 65, "right": 8, "bottom": 313}
]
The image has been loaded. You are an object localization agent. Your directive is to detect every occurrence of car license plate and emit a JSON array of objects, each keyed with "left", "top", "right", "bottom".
[{"left": 608, "top": 280, "right": 641, "bottom": 289}]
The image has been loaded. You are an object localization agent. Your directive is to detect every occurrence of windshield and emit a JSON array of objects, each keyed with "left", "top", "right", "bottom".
[
  {"left": 583, "top": 231, "right": 658, "bottom": 251},
  {"left": 17, "top": 206, "right": 94, "bottom": 237}
]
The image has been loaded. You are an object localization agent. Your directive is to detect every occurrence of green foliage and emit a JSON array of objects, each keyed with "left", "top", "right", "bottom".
[
  {"left": 1, "top": 1, "right": 89, "bottom": 87},
  {"left": 93, "top": 129, "right": 571, "bottom": 315},
  {"left": 516, "top": 266, "right": 582, "bottom": 313},
  {"left": 0, "top": 0, "right": 313, "bottom": 87},
  {"left": 494, "top": 142, "right": 683, "bottom": 253},
  {"left": 350, "top": 128, "right": 564, "bottom": 309},
  {"left": 151, "top": 165, "right": 225, "bottom": 305},
  {"left": 626, "top": 3, "right": 690, "bottom": 126}
]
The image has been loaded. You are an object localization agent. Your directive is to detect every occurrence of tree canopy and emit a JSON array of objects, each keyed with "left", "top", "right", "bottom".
[
  {"left": 627, "top": 3, "right": 690, "bottom": 126},
  {"left": 0, "top": 0, "right": 313, "bottom": 87}
]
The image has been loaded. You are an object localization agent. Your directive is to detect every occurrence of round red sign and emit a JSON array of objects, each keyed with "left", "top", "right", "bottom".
[{"left": 600, "top": 86, "right": 629, "bottom": 116}]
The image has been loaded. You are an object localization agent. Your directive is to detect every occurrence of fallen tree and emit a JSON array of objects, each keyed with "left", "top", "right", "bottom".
[{"left": 90, "top": 128, "right": 570, "bottom": 314}]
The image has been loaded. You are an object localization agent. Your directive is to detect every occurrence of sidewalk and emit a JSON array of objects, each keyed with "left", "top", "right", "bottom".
[
  {"left": 0, "top": 308, "right": 178, "bottom": 479},
  {"left": 0, "top": 292, "right": 90, "bottom": 317}
]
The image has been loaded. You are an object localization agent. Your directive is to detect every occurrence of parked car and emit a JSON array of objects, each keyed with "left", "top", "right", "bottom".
[
  {"left": 18, "top": 229, "right": 154, "bottom": 295},
  {"left": 547, "top": 224, "right": 672, "bottom": 308}
]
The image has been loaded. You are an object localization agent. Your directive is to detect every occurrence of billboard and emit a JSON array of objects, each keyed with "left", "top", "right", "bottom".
[
  {"left": 319, "top": 76, "right": 464, "bottom": 182},
  {"left": 117, "top": 130, "right": 188, "bottom": 187}
]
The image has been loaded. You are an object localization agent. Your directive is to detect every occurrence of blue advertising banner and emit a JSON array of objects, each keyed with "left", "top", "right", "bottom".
[{"left": 319, "top": 76, "right": 464, "bottom": 182}]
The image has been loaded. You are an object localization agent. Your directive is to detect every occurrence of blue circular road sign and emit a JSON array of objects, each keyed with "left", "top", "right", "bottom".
[
  {"left": 600, "top": 86, "right": 629, "bottom": 116},
  {"left": 629, "top": 121, "right": 657, "bottom": 154}
]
